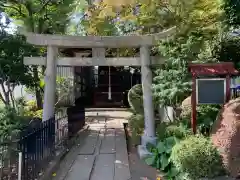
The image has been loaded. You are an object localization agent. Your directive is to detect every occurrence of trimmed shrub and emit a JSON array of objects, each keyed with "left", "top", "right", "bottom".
[
  {"left": 170, "top": 135, "right": 225, "bottom": 179},
  {"left": 128, "top": 114, "right": 144, "bottom": 145},
  {"left": 128, "top": 84, "right": 144, "bottom": 114}
]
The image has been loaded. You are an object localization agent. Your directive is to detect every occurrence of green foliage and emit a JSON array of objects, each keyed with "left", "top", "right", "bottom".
[
  {"left": 24, "top": 109, "right": 43, "bottom": 119},
  {"left": 1, "top": 0, "right": 75, "bottom": 109},
  {"left": 23, "top": 100, "right": 43, "bottom": 118},
  {"left": 39, "top": 76, "right": 75, "bottom": 107},
  {"left": 170, "top": 135, "right": 225, "bottom": 180},
  {"left": 145, "top": 136, "right": 180, "bottom": 179},
  {"left": 156, "top": 123, "right": 192, "bottom": 141},
  {"left": 0, "top": 107, "right": 28, "bottom": 141},
  {"left": 180, "top": 105, "right": 221, "bottom": 135},
  {"left": 1, "top": 0, "right": 74, "bottom": 34},
  {"left": 222, "top": 0, "right": 240, "bottom": 27},
  {"left": 153, "top": 0, "right": 223, "bottom": 108},
  {"left": 25, "top": 100, "right": 38, "bottom": 111},
  {"left": 153, "top": 68, "right": 192, "bottom": 106},
  {"left": 214, "top": 36, "right": 240, "bottom": 69},
  {"left": 0, "top": 27, "right": 34, "bottom": 109},
  {"left": 128, "top": 114, "right": 144, "bottom": 145},
  {"left": 128, "top": 84, "right": 144, "bottom": 114}
]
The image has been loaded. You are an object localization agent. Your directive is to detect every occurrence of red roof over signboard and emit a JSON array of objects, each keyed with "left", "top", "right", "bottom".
[{"left": 189, "top": 62, "right": 239, "bottom": 76}]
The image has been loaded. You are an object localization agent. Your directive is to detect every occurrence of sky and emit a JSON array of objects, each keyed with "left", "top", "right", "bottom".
[{"left": 0, "top": 12, "right": 16, "bottom": 34}]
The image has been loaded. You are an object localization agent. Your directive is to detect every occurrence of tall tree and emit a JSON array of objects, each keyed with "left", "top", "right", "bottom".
[
  {"left": 0, "top": 0, "right": 74, "bottom": 109},
  {"left": 0, "top": 22, "right": 34, "bottom": 109},
  {"left": 222, "top": 0, "right": 240, "bottom": 27},
  {"left": 153, "top": 0, "right": 223, "bottom": 107},
  {"left": 72, "top": 0, "right": 180, "bottom": 36}
]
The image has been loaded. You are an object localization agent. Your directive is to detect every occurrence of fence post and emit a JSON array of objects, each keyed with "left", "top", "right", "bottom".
[{"left": 18, "top": 152, "right": 22, "bottom": 180}]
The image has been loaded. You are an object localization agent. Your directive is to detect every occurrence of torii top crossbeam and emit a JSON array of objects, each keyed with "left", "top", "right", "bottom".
[{"left": 23, "top": 27, "right": 176, "bottom": 47}]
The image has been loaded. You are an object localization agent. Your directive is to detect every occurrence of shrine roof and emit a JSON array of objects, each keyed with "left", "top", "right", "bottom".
[{"left": 189, "top": 62, "right": 239, "bottom": 76}]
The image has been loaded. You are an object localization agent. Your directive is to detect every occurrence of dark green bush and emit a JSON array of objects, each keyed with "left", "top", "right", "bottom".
[
  {"left": 156, "top": 122, "right": 192, "bottom": 140},
  {"left": 128, "top": 84, "right": 144, "bottom": 114},
  {"left": 180, "top": 105, "right": 221, "bottom": 135},
  {"left": 128, "top": 114, "right": 144, "bottom": 145},
  {"left": 170, "top": 135, "right": 225, "bottom": 180},
  {"left": 0, "top": 107, "right": 28, "bottom": 141}
]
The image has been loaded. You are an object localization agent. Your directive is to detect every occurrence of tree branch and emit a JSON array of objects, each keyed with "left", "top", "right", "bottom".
[
  {"left": 0, "top": 92, "right": 6, "bottom": 105},
  {"left": 0, "top": 80, "right": 9, "bottom": 105},
  {"left": 0, "top": 4, "right": 26, "bottom": 17},
  {"left": 9, "top": 89, "right": 16, "bottom": 110},
  {"left": 38, "top": 0, "right": 52, "bottom": 14}
]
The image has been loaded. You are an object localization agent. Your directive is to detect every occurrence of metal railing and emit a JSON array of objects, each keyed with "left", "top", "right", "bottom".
[
  {"left": 18, "top": 118, "right": 55, "bottom": 180},
  {"left": 0, "top": 106, "right": 85, "bottom": 180},
  {"left": 55, "top": 109, "right": 68, "bottom": 151}
]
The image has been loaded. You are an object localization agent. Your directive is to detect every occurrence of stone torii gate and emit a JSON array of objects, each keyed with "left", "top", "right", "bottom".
[{"left": 23, "top": 27, "right": 176, "bottom": 157}]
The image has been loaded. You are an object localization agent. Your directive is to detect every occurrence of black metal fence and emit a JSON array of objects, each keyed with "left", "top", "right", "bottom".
[
  {"left": 55, "top": 109, "right": 68, "bottom": 151},
  {"left": 18, "top": 118, "right": 55, "bottom": 180},
  {"left": 0, "top": 106, "right": 85, "bottom": 180}
]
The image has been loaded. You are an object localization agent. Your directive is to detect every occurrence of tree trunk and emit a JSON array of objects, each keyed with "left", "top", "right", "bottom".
[
  {"left": 0, "top": 82, "right": 10, "bottom": 106},
  {"left": 33, "top": 66, "right": 43, "bottom": 109}
]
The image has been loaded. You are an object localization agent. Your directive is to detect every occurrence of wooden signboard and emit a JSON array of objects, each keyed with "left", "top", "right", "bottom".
[{"left": 196, "top": 78, "right": 226, "bottom": 104}]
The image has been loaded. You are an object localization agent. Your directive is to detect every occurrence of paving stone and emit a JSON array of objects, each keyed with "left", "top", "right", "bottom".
[
  {"left": 90, "top": 154, "right": 115, "bottom": 180},
  {"left": 94, "top": 128, "right": 105, "bottom": 155},
  {"left": 65, "top": 155, "right": 95, "bottom": 180},
  {"left": 52, "top": 112, "right": 132, "bottom": 180},
  {"left": 100, "top": 128, "right": 116, "bottom": 154},
  {"left": 78, "top": 131, "right": 99, "bottom": 155},
  {"left": 114, "top": 128, "right": 131, "bottom": 180}
]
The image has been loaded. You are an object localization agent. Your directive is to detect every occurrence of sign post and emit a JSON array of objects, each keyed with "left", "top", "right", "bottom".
[
  {"left": 191, "top": 75, "right": 197, "bottom": 134},
  {"left": 189, "top": 62, "right": 238, "bottom": 134}
]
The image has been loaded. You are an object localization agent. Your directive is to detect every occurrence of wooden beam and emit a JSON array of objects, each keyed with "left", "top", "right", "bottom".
[
  {"left": 22, "top": 27, "right": 176, "bottom": 47},
  {"left": 24, "top": 56, "right": 165, "bottom": 66}
]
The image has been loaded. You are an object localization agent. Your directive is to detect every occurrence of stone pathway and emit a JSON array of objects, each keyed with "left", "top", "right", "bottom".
[{"left": 52, "top": 110, "right": 131, "bottom": 180}]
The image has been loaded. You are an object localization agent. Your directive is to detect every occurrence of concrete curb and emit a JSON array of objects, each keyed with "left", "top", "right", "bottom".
[
  {"left": 155, "top": 174, "right": 235, "bottom": 180},
  {"left": 39, "top": 124, "right": 90, "bottom": 180},
  {"left": 85, "top": 108, "right": 130, "bottom": 112},
  {"left": 200, "top": 177, "right": 235, "bottom": 180}
]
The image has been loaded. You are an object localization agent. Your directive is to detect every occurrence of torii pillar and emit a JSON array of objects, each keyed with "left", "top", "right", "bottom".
[
  {"left": 138, "top": 45, "right": 157, "bottom": 158},
  {"left": 42, "top": 46, "right": 58, "bottom": 121}
]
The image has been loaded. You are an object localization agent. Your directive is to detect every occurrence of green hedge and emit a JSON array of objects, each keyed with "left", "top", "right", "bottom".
[
  {"left": 128, "top": 114, "right": 144, "bottom": 145},
  {"left": 170, "top": 135, "right": 225, "bottom": 179},
  {"left": 128, "top": 84, "right": 144, "bottom": 114}
]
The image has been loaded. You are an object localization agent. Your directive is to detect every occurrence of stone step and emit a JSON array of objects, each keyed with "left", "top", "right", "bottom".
[
  {"left": 64, "top": 155, "right": 95, "bottom": 180},
  {"left": 90, "top": 154, "right": 115, "bottom": 180}
]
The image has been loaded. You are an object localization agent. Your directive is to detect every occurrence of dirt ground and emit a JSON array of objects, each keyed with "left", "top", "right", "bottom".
[{"left": 125, "top": 125, "right": 158, "bottom": 180}]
